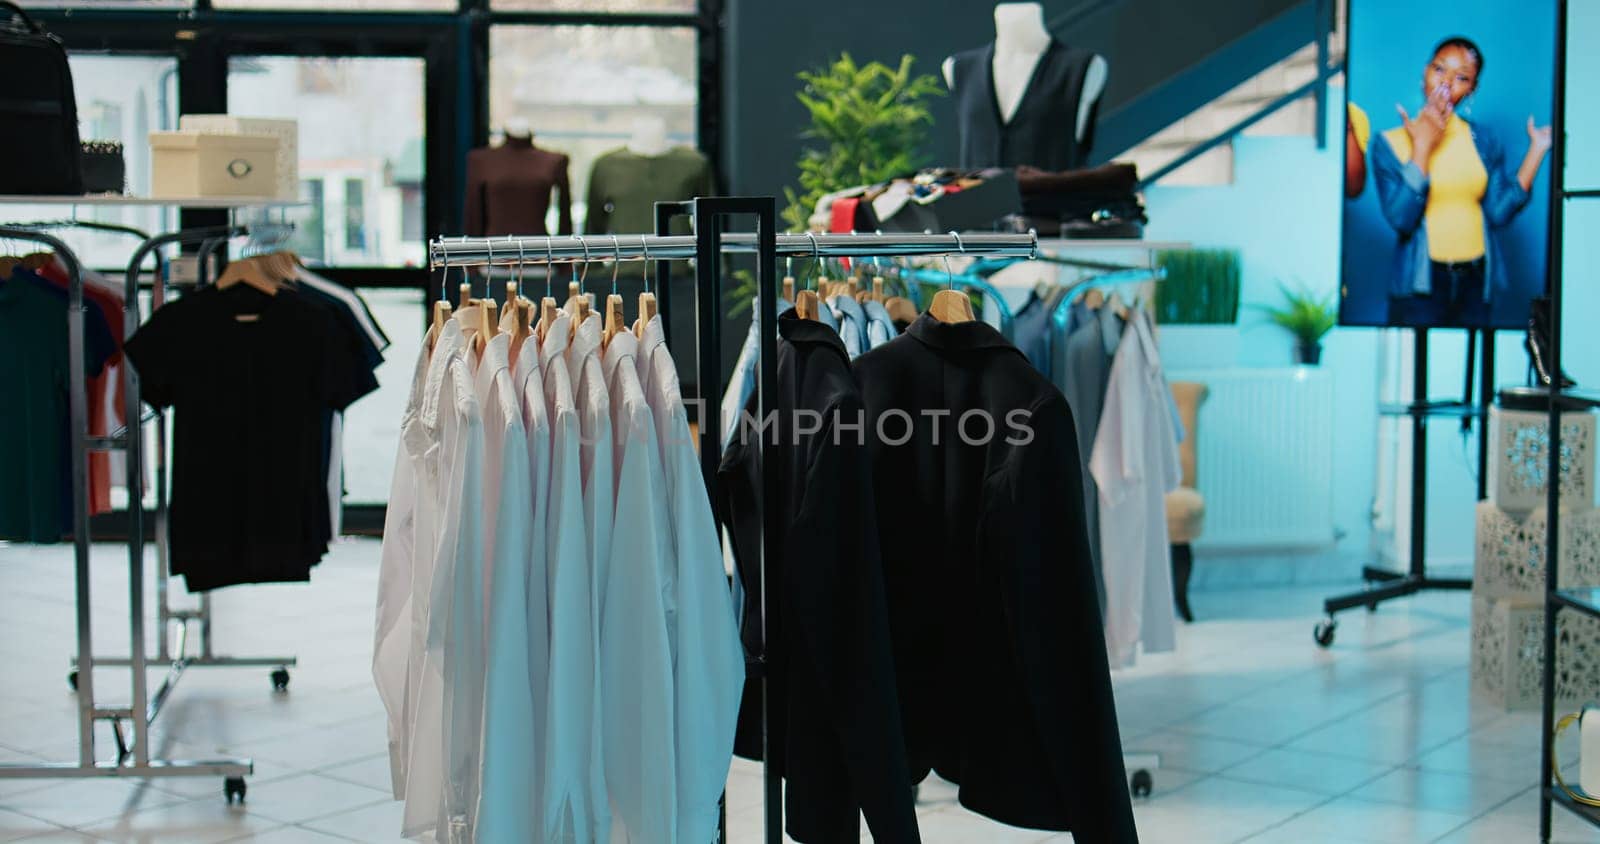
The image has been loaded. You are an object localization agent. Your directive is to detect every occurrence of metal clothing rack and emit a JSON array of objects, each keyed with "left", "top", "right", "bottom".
[
  {"left": 1540, "top": 1, "right": 1600, "bottom": 838},
  {"left": 433, "top": 206, "right": 1162, "bottom": 841},
  {"left": 0, "top": 205, "right": 301, "bottom": 802}
]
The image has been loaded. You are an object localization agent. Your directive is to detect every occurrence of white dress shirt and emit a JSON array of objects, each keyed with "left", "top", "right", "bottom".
[
  {"left": 542, "top": 313, "right": 610, "bottom": 843},
  {"left": 599, "top": 329, "right": 678, "bottom": 841},
  {"left": 1090, "top": 310, "right": 1182, "bottom": 669},
  {"left": 474, "top": 332, "right": 541, "bottom": 841},
  {"left": 373, "top": 333, "right": 434, "bottom": 798},
  {"left": 637, "top": 316, "right": 746, "bottom": 844}
]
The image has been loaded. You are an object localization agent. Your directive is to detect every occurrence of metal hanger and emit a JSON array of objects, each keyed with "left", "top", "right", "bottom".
[
  {"left": 795, "top": 232, "right": 822, "bottom": 321},
  {"left": 929, "top": 231, "right": 975, "bottom": 324},
  {"left": 636, "top": 236, "right": 658, "bottom": 339},
  {"left": 603, "top": 235, "right": 626, "bottom": 348}
]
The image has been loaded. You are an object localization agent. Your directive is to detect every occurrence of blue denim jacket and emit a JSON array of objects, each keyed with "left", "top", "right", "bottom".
[{"left": 1370, "top": 119, "right": 1531, "bottom": 301}]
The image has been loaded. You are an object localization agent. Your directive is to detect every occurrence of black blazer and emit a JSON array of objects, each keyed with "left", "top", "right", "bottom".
[
  {"left": 853, "top": 315, "right": 1138, "bottom": 843},
  {"left": 717, "top": 311, "right": 921, "bottom": 844}
]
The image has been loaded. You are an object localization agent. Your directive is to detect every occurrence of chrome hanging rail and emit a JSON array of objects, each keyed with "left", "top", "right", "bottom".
[{"left": 428, "top": 231, "right": 1037, "bottom": 269}]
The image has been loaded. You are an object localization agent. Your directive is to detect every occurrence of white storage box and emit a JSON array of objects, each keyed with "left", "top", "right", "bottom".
[
  {"left": 1471, "top": 593, "right": 1600, "bottom": 710},
  {"left": 179, "top": 115, "right": 299, "bottom": 200},
  {"left": 150, "top": 132, "right": 279, "bottom": 199},
  {"left": 1488, "top": 405, "right": 1595, "bottom": 513},
  {"left": 1474, "top": 502, "right": 1600, "bottom": 599}
]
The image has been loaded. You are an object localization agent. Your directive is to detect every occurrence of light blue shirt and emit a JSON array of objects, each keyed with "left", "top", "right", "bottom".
[
  {"left": 601, "top": 330, "right": 679, "bottom": 840},
  {"left": 721, "top": 297, "right": 795, "bottom": 448},
  {"left": 639, "top": 315, "right": 746, "bottom": 843},
  {"left": 828, "top": 293, "right": 868, "bottom": 358},
  {"left": 862, "top": 299, "right": 895, "bottom": 349}
]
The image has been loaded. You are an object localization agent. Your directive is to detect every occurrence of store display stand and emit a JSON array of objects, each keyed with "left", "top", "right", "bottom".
[
  {"left": 0, "top": 197, "right": 301, "bottom": 802},
  {"left": 1313, "top": 328, "right": 1495, "bottom": 647},
  {"left": 1539, "top": 1, "right": 1600, "bottom": 839}
]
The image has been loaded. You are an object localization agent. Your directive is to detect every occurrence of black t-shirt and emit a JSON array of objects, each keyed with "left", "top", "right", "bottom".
[{"left": 124, "top": 285, "right": 378, "bottom": 591}]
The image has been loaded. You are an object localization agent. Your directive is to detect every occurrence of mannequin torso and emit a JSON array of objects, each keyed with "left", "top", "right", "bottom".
[{"left": 943, "top": 2, "right": 1107, "bottom": 144}]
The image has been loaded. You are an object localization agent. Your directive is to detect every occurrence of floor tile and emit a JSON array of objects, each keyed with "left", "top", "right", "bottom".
[
  {"left": 217, "top": 826, "right": 350, "bottom": 843},
  {"left": 0, "top": 780, "right": 185, "bottom": 830},
  {"left": 1346, "top": 766, "right": 1532, "bottom": 817},
  {"left": 0, "top": 808, "right": 60, "bottom": 843},
  {"left": 316, "top": 756, "right": 395, "bottom": 796},
  {"left": 1251, "top": 795, "right": 1473, "bottom": 843},
  {"left": 209, "top": 773, "right": 389, "bottom": 826},
  {"left": 299, "top": 800, "right": 407, "bottom": 843},
  {"left": 1127, "top": 729, "right": 1272, "bottom": 775},
  {"left": 73, "top": 797, "right": 280, "bottom": 844},
  {"left": 1219, "top": 747, "right": 1399, "bottom": 796}
]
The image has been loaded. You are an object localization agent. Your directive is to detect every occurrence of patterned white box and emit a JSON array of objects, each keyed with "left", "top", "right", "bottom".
[
  {"left": 1471, "top": 593, "right": 1600, "bottom": 710},
  {"left": 1488, "top": 405, "right": 1595, "bottom": 513},
  {"left": 1475, "top": 503, "right": 1600, "bottom": 599}
]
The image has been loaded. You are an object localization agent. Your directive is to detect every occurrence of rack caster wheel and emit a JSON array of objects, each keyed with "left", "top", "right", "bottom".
[
  {"left": 67, "top": 670, "right": 78, "bottom": 692},
  {"left": 224, "top": 776, "right": 247, "bottom": 804},
  {"left": 1130, "top": 769, "right": 1153, "bottom": 798},
  {"left": 1367, "top": 601, "right": 1379, "bottom": 613},
  {"left": 270, "top": 667, "right": 290, "bottom": 693},
  {"left": 1313, "top": 619, "right": 1337, "bottom": 648}
]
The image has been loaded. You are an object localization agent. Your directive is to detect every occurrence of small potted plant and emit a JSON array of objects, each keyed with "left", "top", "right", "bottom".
[{"left": 1260, "top": 282, "right": 1336, "bottom": 365}]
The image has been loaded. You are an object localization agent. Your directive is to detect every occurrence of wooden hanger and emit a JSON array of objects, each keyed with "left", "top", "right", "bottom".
[
  {"left": 846, "top": 274, "right": 859, "bottom": 298},
  {"left": 564, "top": 280, "right": 591, "bottom": 323},
  {"left": 795, "top": 288, "right": 821, "bottom": 321},
  {"left": 500, "top": 281, "right": 522, "bottom": 334},
  {"left": 1083, "top": 288, "right": 1107, "bottom": 310},
  {"left": 216, "top": 256, "right": 280, "bottom": 296},
  {"left": 431, "top": 299, "right": 453, "bottom": 347},
  {"left": 1107, "top": 291, "right": 1130, "bottom": 320},
  {"left": 0, "top": 255, "right": 21, "bottom": 280},
  {"left": 929, "top": 289, "right": 975, "bottom": 323},
  {"left": 781, "top": 276, "right": 795, "bottom": 303},
  {"left": 884, "top": 295, "right": 917, "bottom": 325},
  {"left": 602, "top": 293, "right": 627, "bottom": 347},
  {"left": 872, "top": 277, "right": 885, "bottom": 302},
  {"left": 634, "top": 291, "right": 657, "bottom": 339}
]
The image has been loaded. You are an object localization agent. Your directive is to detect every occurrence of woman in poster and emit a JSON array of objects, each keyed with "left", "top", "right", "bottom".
[{"left": 1370, "top": 36, "right": 1552, "bottom": 326}]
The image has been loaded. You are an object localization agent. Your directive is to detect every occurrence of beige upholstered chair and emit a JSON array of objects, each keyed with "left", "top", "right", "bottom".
[{"left": 1165, "top": 381, "right": 1207, "bottom": 621}]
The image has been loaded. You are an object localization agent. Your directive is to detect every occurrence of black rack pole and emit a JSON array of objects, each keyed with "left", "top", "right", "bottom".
[
  {"left": 1539, "top": 2, "right": 1569, "bottom": 841},
  {"left": 1477, "top": 330, "right": 1495, "bottom": 501},
  {"left": 1410, "top": 329, "right": 1428, "bottom": 579}
]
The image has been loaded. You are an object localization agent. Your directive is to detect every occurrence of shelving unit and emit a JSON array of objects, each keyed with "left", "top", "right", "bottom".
[
  {"left": 0, "top": 195, "right": 304, "bottom": 802},
  {"left": 1538, "top": 2, "right": 1600, "bottom": 840}
]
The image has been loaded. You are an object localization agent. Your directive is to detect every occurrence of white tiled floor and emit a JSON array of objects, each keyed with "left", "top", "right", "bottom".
[{"left": 0, "top": 540, "right": 1596, "bottom": 843}]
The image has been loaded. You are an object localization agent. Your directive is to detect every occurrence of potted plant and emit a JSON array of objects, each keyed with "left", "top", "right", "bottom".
[
  {"left": 1152, "top": 248, "right": 1241, "bottom": 370},
  {"left": 1260, "top": 282, "right": 1337, "bottom": 365}
]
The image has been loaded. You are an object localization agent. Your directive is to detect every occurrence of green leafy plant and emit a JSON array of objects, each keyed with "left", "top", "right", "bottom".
[
  {"left": 1153, "top": 248, "right": 1241, "bottom": 324},
  {"left": 1259, "top": 282, "right": 1337, "bottom": 346},
  {"left": 781, "top": 53, "right": 945, "bottom": 232}
]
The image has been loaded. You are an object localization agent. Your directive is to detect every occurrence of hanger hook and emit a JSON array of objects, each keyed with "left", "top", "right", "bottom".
[
  {"left": 944, "top": 230, "right": 966, "bottom": 290},
  {"left": 805, "top": 231, "right": 821, "bottom": 291},
  {"left": 484, "top": 237, "right": 495, "bottom": 300},
  {"left": 575, "top": 234, "right": 590, "bottom": 290},
  {"left": 437, "top": 238, "right": 450, "bottom": 302},
  {"left": 611, "top": 235, "right": 621, "bottom": 295},
  {"left": 640, "top": 237, "right": 651, "bottom": 294},
  {"left": 545, "top": 237, "right": 555, "bottom": 299},
  {"left": 514, "top": 235, "right": 525, "bottom": 290}
]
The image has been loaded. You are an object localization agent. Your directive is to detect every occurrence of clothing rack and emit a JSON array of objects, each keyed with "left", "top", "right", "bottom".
[
  {"left": 433, "top": 207, "right": 1161, "bottom": 840},
  {"left": 0, "top": 213, "right": 300, "bottom": 802}
]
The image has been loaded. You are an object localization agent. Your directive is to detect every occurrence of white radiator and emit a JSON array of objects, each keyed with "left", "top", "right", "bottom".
[{"left": 1169, "top": 368, "right": 1337, "bottom": 551}]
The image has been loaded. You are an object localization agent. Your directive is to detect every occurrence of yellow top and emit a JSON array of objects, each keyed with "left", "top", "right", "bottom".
[
  {"left": 1383, "top": 114, "right": 1488, "bottom": 262},
  {"left": 1348, "top": 103, "right": 1370, "bottom": 154}
]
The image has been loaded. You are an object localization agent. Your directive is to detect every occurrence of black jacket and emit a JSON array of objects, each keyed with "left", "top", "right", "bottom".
[
  {"left": 717, "top": 311, "right": 921, "bottom": 844},
  {"left": 852, "top": 314, "right": 1137, "bottom": 843}
]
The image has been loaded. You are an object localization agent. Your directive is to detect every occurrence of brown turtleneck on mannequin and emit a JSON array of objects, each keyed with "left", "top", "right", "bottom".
[{"left": 464, "top": 134, "right": 574, "bottom": 236}]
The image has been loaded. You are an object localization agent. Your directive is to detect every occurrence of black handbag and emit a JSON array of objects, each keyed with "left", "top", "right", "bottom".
[{"left": 0, "top": 0, "right": 82, "bottom": 194}]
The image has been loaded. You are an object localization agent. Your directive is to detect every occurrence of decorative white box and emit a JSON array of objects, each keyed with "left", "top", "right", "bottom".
[
  {"left": 1475, "top": 502, "right": 1600, "bottom": 599},
  {"left": 178, "top": 115, "right": 298, "bottom": 200},
  {"left": 1471, "top": 593, "right": 1600, "bottom": 710},
  {"left": 1488, "top": 405, "right": 1595, "bottom": 513},
  {"left": 150, "top": 132, "right": 279, "bottom": 199}
]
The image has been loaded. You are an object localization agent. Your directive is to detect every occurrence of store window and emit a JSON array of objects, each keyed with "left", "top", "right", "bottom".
[
  {"left": 3, "top": 55, "right": 178, "bottom": 269},
  {"left": 213, "top": 0, "right": 453, "bottom": 10},
  {"left": 341, "top": 287, "right": 424, "bottom": 503},
  {"left": 488, "top": 24, "right": 696, "bottom": 233},
  {"left": 344, "top": 178, "right": 366, "bottom": 250},
  {"left": 226, "top": 55, "right": 426, "bottom": 267},
  {"left": 491, "top": 0, "right": 694, "bottom": 10}
]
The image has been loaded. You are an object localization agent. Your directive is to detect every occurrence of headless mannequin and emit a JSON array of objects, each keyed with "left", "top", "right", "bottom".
[
  {"left": 943, "top": 2, "right": 1107, "bottom": 145},
  {"left": 625, "top": 116, "right": 671, "bottom": 157}
]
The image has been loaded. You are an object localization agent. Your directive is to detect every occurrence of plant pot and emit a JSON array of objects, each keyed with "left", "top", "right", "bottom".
[{"left": 1295, "top": 342, "right": 1323, "bottom": 365}]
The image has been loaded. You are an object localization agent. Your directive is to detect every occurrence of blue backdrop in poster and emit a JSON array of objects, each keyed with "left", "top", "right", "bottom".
[{"left": 1340, "top": 0, "right": 1554, "bottom": 328}]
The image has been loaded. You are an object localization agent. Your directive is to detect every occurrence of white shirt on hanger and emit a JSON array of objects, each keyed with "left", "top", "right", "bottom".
[
  {"left": 373, "top": 332, "right": 435, "bottom": 798},
  {"left": 474, "top": 331, "right": 540, "bottom": 840},
  {"left": 541, "top": 312, "right": 610, "bottom": 843},
  {"left": 600, "top": 329, "right": 678, "bottom": 840},
  {"left": 637, "top": 315, "right": 747, "bottom": 844},
  {"left": 1090, "top": 309, "right": 1182, "bottom": 669}
]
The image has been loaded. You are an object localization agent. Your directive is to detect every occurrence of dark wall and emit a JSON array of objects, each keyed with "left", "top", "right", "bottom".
[{"left": 721, "top": 0, "right": 1314, "bottom": 203}]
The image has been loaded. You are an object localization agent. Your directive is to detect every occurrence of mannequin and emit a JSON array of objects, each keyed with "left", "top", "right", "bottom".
[
  {"left": 464, "top": 117, "right": 573, "bottom": 236},
  {"left": 944, "top": 2, "right": 1108, "bottom": 168},
  {"left": 625, "top": 116, "right": 671, "bottom": 157}
]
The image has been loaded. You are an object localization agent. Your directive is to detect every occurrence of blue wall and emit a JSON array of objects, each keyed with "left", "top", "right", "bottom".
[
  {"left": 1144, "top": 37, "right": 1598, "bottom": 569},
  {"left": 1339, "top": 0, "right": 1557, "bottom": 329}
]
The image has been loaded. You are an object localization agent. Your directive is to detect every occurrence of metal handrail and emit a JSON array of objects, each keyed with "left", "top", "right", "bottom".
[{"left": 1136, "top": 60, "right": 1345, "bottom": 190}]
